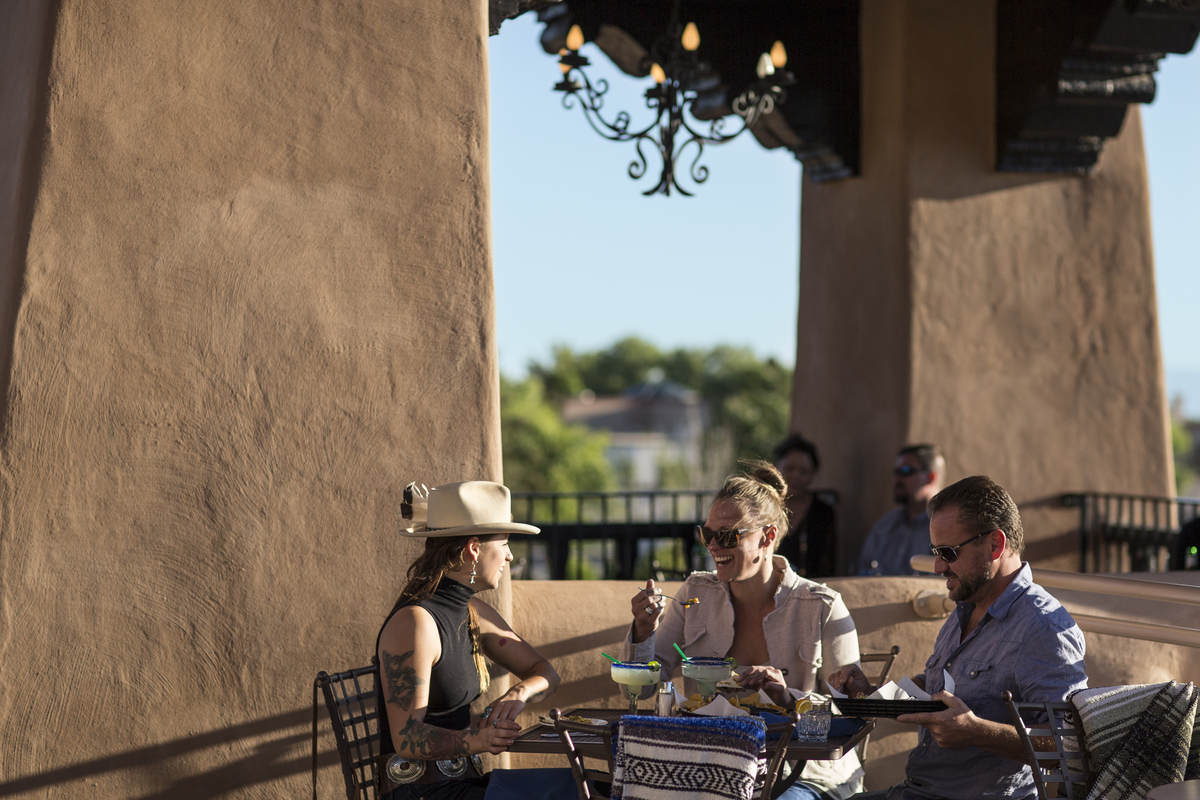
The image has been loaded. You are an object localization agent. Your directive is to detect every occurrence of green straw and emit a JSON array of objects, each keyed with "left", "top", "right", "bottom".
[
  {"left": 673, "top": 643, "right": 690, "bottom": 661},
  {"left": 600, "top": 652, "right": 619, "bottom": 663}
]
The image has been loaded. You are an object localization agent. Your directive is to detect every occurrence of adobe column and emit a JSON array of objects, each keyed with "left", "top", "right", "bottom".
[
  {"left": 0, "top": 0, "right": 507, "bottom": 795},
  {"left": 793, "top": 0, "right": 1173, "bottom": 572}
]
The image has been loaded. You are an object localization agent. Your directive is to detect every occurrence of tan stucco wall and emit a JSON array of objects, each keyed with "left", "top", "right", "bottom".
[
  {"left": 0, "top": 1, "right": 503, "bottom": 797},
  {"left": 794, "top": 0, "right": 1173, "bottom": 573},
  {"left": 508, "top": 577, "right": 1200, "bottom": 791},
  {"left": 0, "top": 0, "right": 54, "bottom": 414}
]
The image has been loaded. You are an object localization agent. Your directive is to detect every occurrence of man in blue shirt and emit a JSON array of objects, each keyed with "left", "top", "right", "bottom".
[
  {"left": 853, "top": 444, "right": 945, "bottom": 575},
  {"left": 833, "top": 475, "right": 1088, "bottom": 800}
]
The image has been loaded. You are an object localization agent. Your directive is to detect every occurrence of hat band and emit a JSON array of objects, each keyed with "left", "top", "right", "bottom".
[{"left": 424, "top": 525, "right": 507, "bottom": 532}]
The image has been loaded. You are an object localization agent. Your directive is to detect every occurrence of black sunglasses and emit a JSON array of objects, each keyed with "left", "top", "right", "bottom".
[
  {"left": 930, "top": 528, "right": 997, "bottom": 563},
  {"left": 695, "top": 525, "right": 766, "bottom": 549},
  {"left": 894, "top": 465, "right": 925, "bottom": 477}
]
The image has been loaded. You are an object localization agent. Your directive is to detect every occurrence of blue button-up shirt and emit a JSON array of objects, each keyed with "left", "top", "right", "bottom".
[
  {"left": 854, "top": 508, "right": 932, "bottom": 575},
  {"left": 892, "top": 563, "right": 1087, "bottom": 800}
]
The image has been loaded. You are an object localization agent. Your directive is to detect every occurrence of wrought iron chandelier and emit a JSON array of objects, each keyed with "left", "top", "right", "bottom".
[{"left": 553, "top": 8, "right": 794, "bottom": 196}]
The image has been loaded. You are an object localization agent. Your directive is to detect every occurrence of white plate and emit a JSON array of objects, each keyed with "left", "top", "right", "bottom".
[{"left": 538, "top": 715, "right": 607, "bottom": 727}]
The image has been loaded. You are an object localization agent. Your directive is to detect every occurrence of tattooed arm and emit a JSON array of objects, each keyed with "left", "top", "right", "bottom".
[
  {"left": 378, "top": 606, "right": 520, "bottom": 758},
  {"left": 472, "top": 599, "right": 561, "bottom": 728}
]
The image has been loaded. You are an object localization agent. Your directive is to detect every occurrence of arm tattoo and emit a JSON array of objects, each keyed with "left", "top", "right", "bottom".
[
  {"left": 382, "top": 649, "right": 424, "bottom": 711},
  {"left": 526, "top": 688, "right": 549, "bottom": 703},
  {"left": 396, "top": 715, "right": 471, "bottom": 760}
]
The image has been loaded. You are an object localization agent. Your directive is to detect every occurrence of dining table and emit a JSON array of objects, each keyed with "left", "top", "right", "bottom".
[{"left": 508, "top": 707, "right": 875, "bottom": 798}]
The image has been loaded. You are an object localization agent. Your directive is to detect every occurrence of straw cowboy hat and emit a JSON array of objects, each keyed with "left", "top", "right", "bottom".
[{"left": 400, "top": 481, "right": 540, "bottom": 537}]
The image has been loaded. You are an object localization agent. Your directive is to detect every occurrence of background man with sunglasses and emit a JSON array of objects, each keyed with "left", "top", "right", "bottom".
[
  {"left": 832, "top": 475, "right": 1087, "bottom": 800},
  {"left": 852, "top": 444, "right": 946, "bottom": 576}
]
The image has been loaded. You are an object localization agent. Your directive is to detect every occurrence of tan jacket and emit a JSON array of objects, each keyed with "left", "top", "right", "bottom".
[{"left": 623, "top": 556, "right": 863, "bottom": 796}]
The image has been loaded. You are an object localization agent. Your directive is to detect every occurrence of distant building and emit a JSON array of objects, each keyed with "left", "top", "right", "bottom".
[{"left": 562, "top": 379, "right": 708, "bottom": 490}]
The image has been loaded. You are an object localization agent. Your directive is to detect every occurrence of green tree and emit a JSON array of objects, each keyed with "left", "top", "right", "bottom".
[
  {"left": 1172, "top": 417, "right": 1197, "bottom": 495},
  {"left": 499, "top": 375, "right": 615, "bottom": 495},
  {"left": 525, "top": 336, "right": 794, "bottom": 485}
]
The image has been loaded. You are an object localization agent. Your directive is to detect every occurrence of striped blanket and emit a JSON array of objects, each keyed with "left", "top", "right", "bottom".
[
  {"left": 612, "top": 715, "right": 766, "bottom": 800},
  {"left": 1071, "top": 681, "right": 1200, "bottom": 800}
]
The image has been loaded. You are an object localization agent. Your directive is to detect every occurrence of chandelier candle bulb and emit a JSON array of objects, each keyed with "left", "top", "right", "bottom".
[
  {"left": 566, "top": 24, "right": 584, "bottom": 51},
  {"left": 770, "top": 40, "right": 787, "bottom": 68},
  {"left": 756, "top": 53, "right": 775, "bottom": 78},
  {"left": 681, "top": 22, "right": 700, "bottom": 51},
  {"left": 650, "top": 63, "right": 666, "bottom": 84}
]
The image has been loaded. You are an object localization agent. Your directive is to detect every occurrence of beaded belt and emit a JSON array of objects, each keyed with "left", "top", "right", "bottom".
[{"left": 379, "top": 753, "right": 485, "bottom": 790}]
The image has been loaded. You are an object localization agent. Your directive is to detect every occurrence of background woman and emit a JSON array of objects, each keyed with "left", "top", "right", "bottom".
[
  {"left": 623, "top": 462, "right": 863, "bottom": 800},
  {"left": 376, "top": 481, "right": 564, "bottom": 800},
  {"left": 774, "top": 433, "right": 838, "bottom": 578}
]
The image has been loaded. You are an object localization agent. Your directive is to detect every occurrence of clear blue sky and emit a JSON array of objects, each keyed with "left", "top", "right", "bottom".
[{"left": 489, "top": 13, "right": 1199, "bottom": 413}]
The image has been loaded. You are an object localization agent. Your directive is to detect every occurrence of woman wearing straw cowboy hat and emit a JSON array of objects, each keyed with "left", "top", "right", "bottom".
[{"left": 375, "top": 481, "right": 570, "bottom": 800}]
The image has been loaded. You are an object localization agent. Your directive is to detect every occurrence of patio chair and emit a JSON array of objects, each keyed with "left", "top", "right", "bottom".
[
  {"left": 861, "top": 645, "right": 901, "bottom": 687},
  {"left": 313, "top": 662, "right": 384, "bottom": 800},
  {"left": 758, "top": 712, "right": 799, "bottom": 799},
  {"left": 551, "top": 708, "right": 616, "bottom": 800},
  {"left": 856, "top": 645, "right": 901, "bottom": 762},
  {"left": 1003, "top": 690, "right": 1091, "bottom": 800}
]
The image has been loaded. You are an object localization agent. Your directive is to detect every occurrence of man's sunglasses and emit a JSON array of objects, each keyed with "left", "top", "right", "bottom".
[
  {"left": 893, "top": 465, "right": 925, "bottom": 477},
  {"left": 695, "top": 525, "right": 766, "bottom": 549},
  {"left": 930, "top": 528, "right": 997, "bottom": 563}
]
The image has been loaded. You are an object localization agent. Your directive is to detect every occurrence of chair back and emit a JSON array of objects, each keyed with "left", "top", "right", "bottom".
[
  {"left": 313, "top": 663, "right": 383, "bottom": 800},
  {"left": 757, "top": 713, "right": 798, "bottom": 799},
  {"left": 551, "top": 709, "right": 616, "bottom": 800},
  {"left": 861, "top": 645, "right": 900, "bottom": 686},
  {"left": 854, "top": 645, "right": 900, "bottom": 763},
  {"left": 1003, "top": 690, "right": 1091, "bottom": 800}
]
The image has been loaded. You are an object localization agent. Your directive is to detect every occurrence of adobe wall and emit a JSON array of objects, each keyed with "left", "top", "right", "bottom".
[
  {"left": 0, "top": 1, "right": 503, "bottom": 798},
  {"left": 794, "top": 0, "right": 1173, "bottom": 573},
  {"left": 508, "top": 577, "right": 1200, "bottom": 791}
]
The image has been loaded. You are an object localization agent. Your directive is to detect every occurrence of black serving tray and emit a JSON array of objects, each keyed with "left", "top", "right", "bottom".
[{"left": 832, "top": 698, "right": 946, "bottom": 718}]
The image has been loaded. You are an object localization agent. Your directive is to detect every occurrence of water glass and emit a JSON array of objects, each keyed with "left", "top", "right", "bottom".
[{"left": 796, "top": 699, "right": 832, "bottom": 742}]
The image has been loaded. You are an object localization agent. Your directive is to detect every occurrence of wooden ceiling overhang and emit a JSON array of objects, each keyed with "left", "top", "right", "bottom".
[{"left": 490, "top": 0, "right": 1199, "bottom": 179}]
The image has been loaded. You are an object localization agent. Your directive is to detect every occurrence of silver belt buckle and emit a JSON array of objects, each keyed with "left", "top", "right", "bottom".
[
  {"left": 436, "top": 757, "right": 468, "bottom": 778},
  {"left": 385, "top": 755, "right": 426, "bottom": 784},
  {"left": 470, "top": 754, "right": 484, "bottom": 775}
]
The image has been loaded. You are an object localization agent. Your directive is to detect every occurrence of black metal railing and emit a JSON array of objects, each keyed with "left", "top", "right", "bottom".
[
  {"left": 508, "top": 490, "right": 715, "bottom": 581},
  {"left": 1065, "top": 492, "right": 1200, "bottom": 572}
]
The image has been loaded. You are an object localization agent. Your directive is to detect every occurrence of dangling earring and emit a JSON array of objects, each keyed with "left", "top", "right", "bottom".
[{"left": 470, "top": 558, "right": 478, "bottom": 585}]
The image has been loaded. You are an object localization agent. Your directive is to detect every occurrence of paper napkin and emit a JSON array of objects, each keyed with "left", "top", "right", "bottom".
[{"left": 691, "top": 694, "right": 751, "bottom": 717}]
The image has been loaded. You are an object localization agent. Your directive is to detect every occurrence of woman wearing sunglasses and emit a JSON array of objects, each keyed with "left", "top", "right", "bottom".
[{"left": 622, "top": 461, "right": 864, "bottom": 800}]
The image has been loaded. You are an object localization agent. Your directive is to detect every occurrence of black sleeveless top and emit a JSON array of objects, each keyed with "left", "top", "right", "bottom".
[{"left": 376, "top": 577, "right": 482, "bottom": 756}]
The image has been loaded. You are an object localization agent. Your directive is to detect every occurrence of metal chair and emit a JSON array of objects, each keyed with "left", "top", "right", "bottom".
[
  {"left": 1003, "top": 690, "right": 1092, "bottom": 800},
  {"left": 758, "top": 712, "right": 800, "bottom": 799},
  {"left": 854, "top": 645, "right": 900, "bottom": 762},
  {"left": 313, "top": 663, "right": 384, "bottom": 800},
  {"left": 551, "top": 709, "right": 615, "bottom": 800},
  {"left": 861, "top": 645, "right": 900, "bottom": 687}
]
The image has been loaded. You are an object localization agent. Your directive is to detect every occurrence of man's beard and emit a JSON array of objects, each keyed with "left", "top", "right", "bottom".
[
  {"left": 947, "top": 563, "right": 991, "bottom": 602},
  {"left": 894, "top": 485, "right": 909, "bottom": 505}
]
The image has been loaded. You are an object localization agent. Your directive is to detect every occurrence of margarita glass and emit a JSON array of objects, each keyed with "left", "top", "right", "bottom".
[
  {"left": 611, "top": 660, "right": 661, "bottom": 713},
  {"left": 681, "top": 656, "right": 735, "bottom": 701}
]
